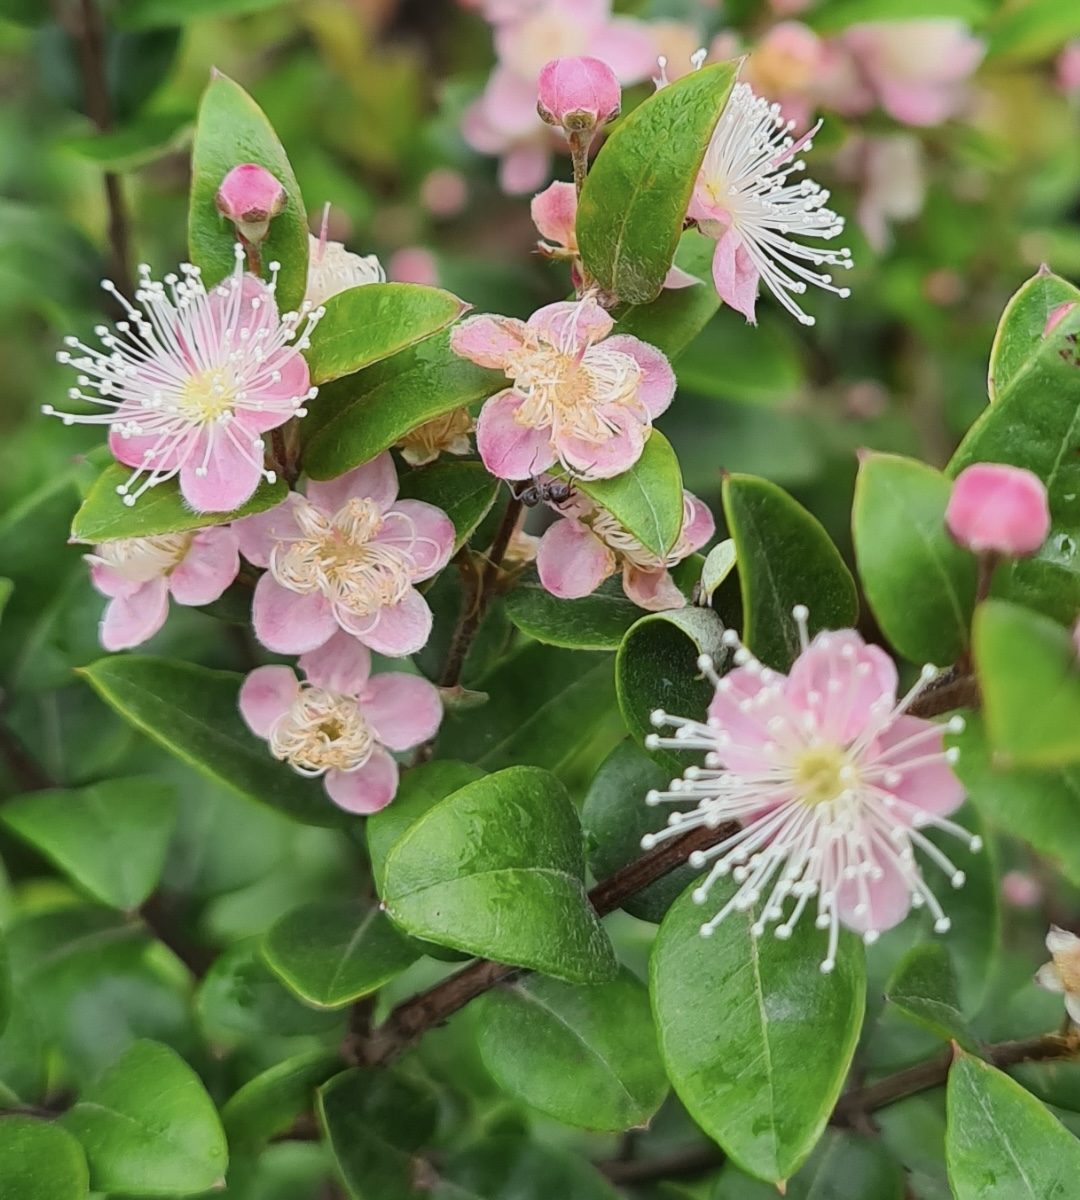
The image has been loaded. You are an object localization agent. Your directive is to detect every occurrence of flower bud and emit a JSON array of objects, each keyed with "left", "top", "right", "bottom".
[
  {"left": 215, "top": 163, "right": 287, "bottom": 245},
  {"left": 945, "top": 463, "right": 1051, "bottom": 558},
  {"left": 537, "top": 56, "right": 621, "bottom": 133}
]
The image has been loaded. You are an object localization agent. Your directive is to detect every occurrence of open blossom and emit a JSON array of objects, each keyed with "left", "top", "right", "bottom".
[
  {"left": 87, "top": 527, "right": 240, "bottom": 651},
  {"left": 946, "top": 464, "right": 1050, "bottom": 558},
  {"left": 689, "top": 83, "right": 852, "bottom": 326},
  {"left": 1036, "top": 927, "right": 1080, "bottom": 1024},
  {"left": 642, "top": 614, "right": 976, "bottom": 971},
  {"left": 742, "top": 22, "right": 824, "bottom": 130},
  {"left": 450, "top": 297, "right": 674, "bottom": 481},
  {"left": 240, "top": 632, "right": 442, "bottom": 814},
  {"left": 837, "top": 133, "right": 926, "bottom": 252},
  {"left": 398, "top": 409, "right": 473, "bottom": 466},
  {"left": 463, "top": 67, "right": 557, "bottom": 194},
  {"left": 235, "top": 453, "right": 455, "bottom": 658},
  {"left": 47, "top": 247, "right": 320, "bottom": 513},
  {"left": 537, "top": 488, "right": 714, "bottom": 610},
  {"left": 305, "top": 232, "right": 385, "bottom": 308}
]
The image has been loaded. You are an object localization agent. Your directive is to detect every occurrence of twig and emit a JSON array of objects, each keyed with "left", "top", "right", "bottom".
[
  {"left": 907, "top": 670, "right": 979, "bottom": 719},
  {"left": 599, "top": 1144, "right": 726, "bottom": 1185}
]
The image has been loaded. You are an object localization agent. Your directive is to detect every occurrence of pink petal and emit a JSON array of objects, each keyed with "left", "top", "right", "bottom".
[
  {"left": 252, "top": 573, "right": 338, "bottom": 654},
  {"left": 876, "top": 80, "right": 959, "bottom": 127},
  {"left": 108, "top": 407, "right": 192, "bottom": 475},
  {"left": 785, "top": 631, "right": 899, "bottom": 745},
  {"left": 376, "top": 500, "right": 455, "bottom": 582},
  {"left": 238, "top": 665, "right": 299, "bottom": 738},
  {"left": 243, "top": 353, "right": 311, "bottom": 428},
  {"left": 363, "top": 673, "right": 443, "bottom": 750},
  {"left": 586, "top": 18, "right": 659, "bottom": 83},
  {"left": 99, "top": 578, "right": 170, "bottom": 651},
  {"left": 528, "top": 297, "right": 613, "bottom": 352},
  {"left": 945, "top": 463, "right": 1050, "bottom": 557},
  {"left": 622, "top": 565, "right": 685, "bottom": 611},
  {"left": 298, "top": 630, "right": 372, "bottom": 695},
  {"left": 499, "top": 143, "right": 552, "bottom": 196},
  {"left": 167, "top": 526, "right": 240, "bottom": 606},
  {"left": 712, "top": 228, "right": 760, "bottom": 325},
  {"left": 306, "top": 452, "right": 399, "bottom": 516},
  {"left": 324, "top": 747, "right": 400, "bottom": 814},
  {"left": 88, "top": 558, "right": 145, "bottom": 600},
  {"left": 233, "top": 497, "right": 301, "bottom": 568},
  {"left": 873, "top": 715, "right": 965, "bottom": 818},
  {"left": 602, "top": 334, "right": 676, "bottom": 418},
  {"left": 536, "top": 518, "right": 615, "bottom": 599},
  {"left": 708, "top": 666, "right": 791, "bottom": 774},
  {"left": 679, "top": 491, "right": 716, "bottom": 554},
  {"left": 179, "top": 427, "right": 265, "bottom": 514},
  {"left": 449, "top": 315, "right": 527, "bottom": 370},
  {"left": 531, "top": 181, "right": 578, "bottom": 249},
  {"left": 556, "top": 404, "right": 646, "bottom": 479},
  {"left": 481, "top": 65, "right": 546, "bottom": 138},
  {"left": 835, "top": 853, "right": 912, "bottom": 935},
  {"left": 663, "top": 265, "right": 701, "bottom": 289},
  {"left": 462, "top": 98, "right": 505, "bottom": 155},
  {"left": 476, "top": 388, "right": 557, "bottom": 481},
  {"left": 344, "top": 587, "right": 433, "bottom": 658}
]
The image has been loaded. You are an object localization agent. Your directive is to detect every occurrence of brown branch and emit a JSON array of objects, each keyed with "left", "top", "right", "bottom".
[
  {"left": 907, "top": 670, "right": 979, "bottom": 719},
  {"left": 599, "top": 1144, "right": 726, "bottom": 1186}
]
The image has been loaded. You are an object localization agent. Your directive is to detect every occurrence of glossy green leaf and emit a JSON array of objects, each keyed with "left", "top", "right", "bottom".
[
  {"left": 474, "top": 967, "right": 668, "bottom": 1131},
  {"left": 1, "top": 777, "right": 177, "bottom": 910},
  {"left": 809, "top": 0, "right": 989, "bottom": 33},
  {"left": 115, "top": 0, "right": 292, "bottom": 27},
  {"left": 946, "top": 1052, "right": 1080, "bottom": 1198},
  {"left": 651, "top": 882, "right": 865, "bottom": 1184},
  {"left": 263, "top": 900, "right": 419, "bottom": 1009},
  {"left": 189, "top": 71, "right": 308, "bottom": 312},
  {"left": 445, "top": 1134, "right": 620, "bottom": 1199},
  {"left": 986, "top": 0, "right": 1080, "bottom": 63},
  {"left": 306, "top": 284, "right": 468, "bottom": 385},
  {"left": 885, "top": 942, "right": 976, "bottom": 1049},
  {"left": 79, "top": 657, "right": 334, "bottom": 826},
  {"left": 397, "top": 461, "right": 498, "bottom": 552},
  {"left": 974, "top": 600, "right": 1080, "bottom": 768},
  {"left": 71, "top": 462, "right": 287, "bottom": 544},
  {"left": 0, "top": 1117, "right": 89, "bottom": 1200},
  {"left": 382, "top": 765, "right": 616, "bottom": 982},
  {"left": 505, "top": 573, "right": 647, "bottom": 651},
  {"left": 60, "top": 1040, "right": 228, "bottom": 1195},
  {"left": 222, "top": 1051, "right": 339, "bottom": 1151},
  {"left": 723, "top": 473, "right": 859, "bottom": 671},
  {"left": 302, "top": 330, "right": 501, "bottom": 480},
  {"left": 577, "top": 63, "right": 736, "bottom": 305},
  {"left": 853, "top": 453, "right": 976, "bottom": 666},
  {"left": 713, "top": 1131, "right": 905, "bottom": 1200},
  {"left": 699, "top": 539, "right": 737, "bottom": 605}
]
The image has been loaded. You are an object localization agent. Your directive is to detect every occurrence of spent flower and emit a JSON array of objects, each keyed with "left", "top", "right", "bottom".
[
  {"left": 1035, "top": 927, "right": 1080, "bottom": 1024},
  {"left": 305, "top": 231, "right": 385, "bottom": 308}
]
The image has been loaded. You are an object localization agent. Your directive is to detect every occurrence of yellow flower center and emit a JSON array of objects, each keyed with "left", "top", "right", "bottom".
[
  {"left": 179, "top": 368, "right": 237, "bottom": 422},
  {"left": 794, "top": 746, "right": 851, "bottom": 806},
  {"left": 269, "top": 685, "right": 373, "bottom": 775}
]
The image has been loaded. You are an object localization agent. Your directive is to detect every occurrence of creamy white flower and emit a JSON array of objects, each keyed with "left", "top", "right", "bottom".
[
  {"left": 1036, "top": 926, "right": 1080, "bottom": 1024},
  {"left": 305, "top": 234, "right": 385, "bottom": 307}
]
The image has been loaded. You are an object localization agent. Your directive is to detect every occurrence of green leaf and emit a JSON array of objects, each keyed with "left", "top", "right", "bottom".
[
  {"left": 699, "top": 539, "right": 737, "bottom": 605},
  {"left": 505, "top": 573, "right": 648, "bottom": 651},
  {"left": 397, "top": 461, "right": 498, "bottom": 553},
  {"left": 562, "top": 430, "right": 684, "bottom": 559},
  {"left": 1, "top": 777, "right": 177, "bottom": 910},
  {"left": 651, "top": 882, "right": 865, "bottom": 1184},
  {"left": 302, "top": 330, "right": 501, "bottom": 480},
  {"left": 677, "top": 314, "right": 804, "bottom": 407},
  {"left": 222, "top": 1051, "right": 339, "bottom": 1152},
  {"left": 853, "top": 453, "right": 976, "bottom": 666},
  {"left": 445, "top": 1134, "right": 620, "bottom": 1199},
  {"left": 263, "top": 900, "right": 419, "bottom": 1009},
  {"left": 71, "top": 462, "right": 287, "bottom": 543},
  {"left": 885, "top": 943, "right": 976, "bottom": 1050},
  {"left": 986, "top": 0, "right": 1080, "bottom": 63},
  {"left": 115, "top": 0, "right": 292, "bottom": 28},
  {"left": 578, "top": 64, "right": 737, "bottom": 305},
  {"left": 713, "top": 1131, "right": 905, "bottom": 1200},
  {"left": 79, "top": 657, "right": 334, "bottom": 826},
  {"left": 62, "top": 111, "right": 191, "bottom": 172},
  {"left": 306, "top": 284, "right": 468, "bottom": 385},
  {"left": 0, "top": 577, "right": 12, "bottom": 624},
  {"left": 723, "top": 473, "right": 859, "bottom": 671},
  {"left": 809, "top": 0, "right": 990, "bottom": 34},
  {"left": 189, "top": 70, "right": 308, "bottom": 313},
  {"left": 473, "top": 967, "right": 668, "bottom": 1131},
  {"left": 974, "top": 600, "right": 1080, "bottom": 768},
  {"left": 60, "top": 1040, "right": 228, "bottom": 1195},
  {"left": 381, "top": 765, "right": 617, "bottom": 982},
  {"left": 946, "top": 1051, "right": 1080, "bottom": 1198},
  {"left": 0, "top": 1117, "right": 89, "bottom": 1200}
]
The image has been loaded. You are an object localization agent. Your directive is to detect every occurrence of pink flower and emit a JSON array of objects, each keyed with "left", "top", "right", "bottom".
[
  {"left": 388, "top": 248, "right": 440, "bottom": 287},
  {"left": 420, "top": 168, "right": 469, "bottom": 218},
  {"left": 842, "top": 20, "right": 984, "bottom": 127},
  {"left": 235, "top": 453, "right": 455, "bottom": 658},
  {"left": 742, "top": 22, "right": 824, "bottom": 129},
  {"left": 537, "top": 56, "right": 621, "bottom": 132},
  {"left": 946, "top": 464, "right": 1051, "bottom": 558},
  {"left": 1001, "top": 870, "right": 1042, "bottom": 909},
  {"left": 87, "top": 527, "right": 240, "bottom": 651},
  {"left": 537, "top": 488, "right": 714, "bottom": 610},
  {"left": 836, "top": 134, "right": 926, "bottom": 252},
  {"left": 47, "top": 247, "right": 321, "bottom": 513},
  {"left": 305, "top": 232, "right": 384, "bottom": 308},
  {"left": 449, "top": 296, "right": 675, "bottom": 481},
  {"left": 1058, "top": 42, "right": 1080, "bottom": 94},
  {"left": 216, "top": 163, "right": 286, "bottom": 245},
  {"left": 239, "top": 632, "right": 442, "bottom": 814},
  {"left": 462, "top": 67, "right": 556, "bottom": 194},
  {"left": 643, "top": 613, "right": 975, "bottom": 970},
  {"left": 1035, "top": 926, "right": 1080, "bottom": 1024}
]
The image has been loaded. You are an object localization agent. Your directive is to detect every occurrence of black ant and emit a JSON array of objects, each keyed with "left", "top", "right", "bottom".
[{"left": 511, "top": 477, "right": 575, "bottom": 508}]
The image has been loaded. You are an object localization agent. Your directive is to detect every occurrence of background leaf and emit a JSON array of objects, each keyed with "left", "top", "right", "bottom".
[
  {"left": 505, "top": 573, "right": 648, "bottom": 651},
  {"left": 221, "top": 1051, "right": 340, "bottom": 1152},
  {"left": 0, "top": 1117, "right": 89, "bottom": 1200},
  {"left": 885, "top": 942, "right": 977, "bottom": 1049}
]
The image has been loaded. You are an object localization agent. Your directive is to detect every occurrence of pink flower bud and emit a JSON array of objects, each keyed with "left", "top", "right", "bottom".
[
  {"left": 945, "top": 463, "right": 1051, "bottom": 557},
  {"left": 537, "top": 56, "right": 621, "bottom": 133},
  {"left": 215, "top": 163, "right": 286, "bottom": 245},
  {"left": 1044, "top": 301, "right": 1076, "bottom": 338}
]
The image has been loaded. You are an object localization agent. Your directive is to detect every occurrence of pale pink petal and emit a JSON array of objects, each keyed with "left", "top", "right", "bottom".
[
  {"left": 108, "top": 407, "right": 193, "bottom": 475},
  {"left": 1044, "top": 301, "right": 1076, "bottom": 338},
  {"left": 298, "top": 630, "right": 372, "bottom": 695},
  {"left": 233, "top": 497, "right": 301, "bottom": 568},
  {"left": 179, "top": 428, "right": 265, "bottom": 514},
  {"left": 679, "top": 491, "right": 716, "bottom": 554},
  {"left": 500, "top": 144, "right": 552, "bottom": 196},
  {"left": 876, "top": 80, "right": 958, "bottom": 126},
  {"left": 462, "top": 98, "right": 505, "bottom": 155},
  {"left": 708, "top": 667, "right": 791, "bottom": 774},
  {"left": 167, "top": 526, "right": 240, "bottom": 606},
  {"left": 449, "top": 315, "right": 527, "bottom": 370},
  {"left": 324, "top": 748, "right": 399, "bottom": 814},
  {"left": 376, "top": 501, "right": 455, "bottom": 582},
  {"left": 242, "top": 353, "right": 311, "bottom": 430},
  {"left": 712, "top": 228, "right": 760, "bottom": 325},
  {"left": 238, "top": 665, "right": 299, "bottom": 738},
  {"left": 836, "top": 853, "right": 912, "bottom": 934},
  {"left": 476, "top": 388, "right": 557, "bottom": 481},
  {"left": 602, "top": 334, "right": 676, "bottom": 418},
  {"left": 344, "top": 587, "right": 433, "bottom": 658},
  {"left": 1047, "top": 925, "right": 1080, "bottom": 956},
  {"left": 663, "top": 265, "right": 701, "bottom": 289},
  {"left": 687, "top": 187, "right": 735, "bottom": 227},
  {"left": 99, "top": 578, "right": 170, "bottom": 651},
  {"left": 531, "top": 181, "right": 578, "bottom": 249},
  {"left": 363, "top": 673, "right": 443, "bottom": 750},
  {"left": 586, "top": 18, "right": 659, "bottom": 83},
  {"left": 556, "top": 405, "right": 646, "bottom": 479},
  {"left": 536, "top": 518, "right": 615, "bottom": 599},
  {"left": 873, "top": 715, "right": 965, "bottom": 818},
  {"left": 306, "top": 452, "right": 399, "bottom": 516},
  {"left": 786, "top": 630, "right": 898, "bottom": 744},
  {"left": 528, "top": 296, "right": 613, "bottom": 351},
  {"left": 88, "top": 558, "right": 145, "bottom": 599},
  {"left": 623, "top": 565, "right": 685, "bottom": 611},
  {"left": 252, "top": 573, "right": 338, "bottom": 654},
  {"left": 482, "top": 65, "right": 546, "bottom": 138}
]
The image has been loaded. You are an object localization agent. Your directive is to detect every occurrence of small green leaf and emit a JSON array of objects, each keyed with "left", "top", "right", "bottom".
[
  {"left": 1, "top": 777, "right": 177, "bottom": 910},
  {"left": 885, "top": 943, "right": 977, "bottom": 1050},
  {"left": 723, "top": 473, "right": 858, "bottom": 671},
  {"left": 474, "top": 967, "right": 668, "bottom": 1131},
  {"left": 505, "top": 574, "right": 648, "bottom": 651},
  {"left": 302, "top": 330, "right": 501, "bottom": 480},
  {"left": 853, "top": 453, "right": 976, "bottom": 666},
  {"left": 381, "top": 766, "right": 617, "bottom": 982},
  {"left": 445, "top": 1135, "right": 620, "bottom": 1199},
  {"left": 189, "top": 70, "right": 308, "bottom": 313},
  {"left": 263, "top": 900, "right": 419, "bottom": 1009},
  {"left": 946, "top": 1051, "right": 1080, "bottom": 1198},
  {"left": 713, "top": 1131, "right": 905, "bottom": 1200},
  {"left": 809, "top": 0, "right": 989, "bottom": 33},
  {"left": 578, "top": 64, "right": 737, "bottom": 304},
  {"left": 974, "top": 600, "right": 1080, "bottom": 768},
  {"left": 0, "top": 1117, "right": 89, "bottom": 1200},
  {"left": 60, "top": 1040, "right": 228, "bottom": 1196},
  {"left": 222, "top": 1051, "right": 339, "bottom": 1152},
  {"left": 699, "top": 539, "right": 737, "bottom": 605},
  {"left": 115, "top": 0, "right": 293, "bottom": 28},
  {"left": 397, "top": 461, "right": 498, "bottom": 553},
  {"left": 79, "top": 657, "right": 334, "bottom": 826},
  {"left": 71, "top": 462, "right": 287, "bottom": 543},
  {"left": 61, "top": 111, "right": 191, "bottom": 172},
  {"left": 651, "top": 882, "right": 865, "bottom": 1184},
  {"left": 986, "top": 0, "right": 1080, "bottom": 63}
]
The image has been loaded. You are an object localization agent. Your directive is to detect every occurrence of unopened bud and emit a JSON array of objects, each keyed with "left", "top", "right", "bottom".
[
  {"left": 215, "top": 163, "right": 286, "bottom": 246},
  {"left": 945, "top": 463, "right": 1051, "bottom": 558},
  {"left": 537, "top": 56, "right": 621, "bottom": 134}
]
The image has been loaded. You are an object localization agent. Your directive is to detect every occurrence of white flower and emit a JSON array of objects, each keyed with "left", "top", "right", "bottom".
[
  {"left": 1036, "top": 926, "right": 1080, "bottom": 1024},
  {"left": 305, "top": 234, "right": 385, "bottom": 307}
]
